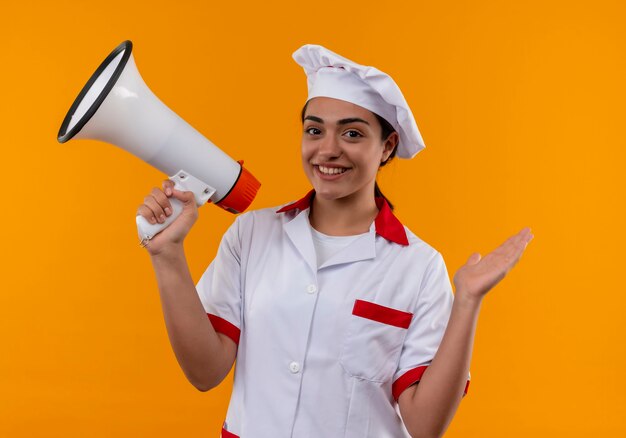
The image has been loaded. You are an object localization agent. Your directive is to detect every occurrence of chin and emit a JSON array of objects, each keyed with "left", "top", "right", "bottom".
[
  {"left": 308, "top": 183, "right": 336, "bottom": 198},
  {"left": 314, "top": 186, "right": 356, "bottom": 202},
  {"left": 314, "top": 190, "right": 340, "bottom": 201}
]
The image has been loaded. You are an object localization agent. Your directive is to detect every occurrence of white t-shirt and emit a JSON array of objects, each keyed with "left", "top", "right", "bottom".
[{"left": 310, "top": 226, "right": 368, "bottom": 267}]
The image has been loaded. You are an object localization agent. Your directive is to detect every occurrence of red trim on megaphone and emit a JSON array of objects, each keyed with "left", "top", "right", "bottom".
[{"left": 215, "top": 163, "right": 261, "bottom": 214}]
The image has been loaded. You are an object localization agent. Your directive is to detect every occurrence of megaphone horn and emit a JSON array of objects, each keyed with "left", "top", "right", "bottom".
[{"left": 58, "top": 40, "right": 261, "bottom": 241}]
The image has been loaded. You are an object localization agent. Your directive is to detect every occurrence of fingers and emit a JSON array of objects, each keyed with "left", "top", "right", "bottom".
[
  {"left": 525, "top": 228, "right": 535, "bottom": 243},
  {"left": 136, "top": 204, "right": 158, "bottom": 224},
  {"left": 466, "top": 252, "right": 482, "bottom": 265},
  {"left": 162, "top": 179, "right": 175, "bottom": 196},
  {"left": 169, "top": 187, "right": 196, "bottom": 204},
  {"left": 512, "top": 228, "right": 534, "bottom": 256},
  {"left": 139, "top": 194, "right": 168, "bottom": 224},
  {"left": 475, "top": 228, "right": 532, "bottom": 273},
  {"left": 516, "top": 227, "right": 534, "bottom": 244},
  {"left": 501, "top": 228, "right": 534, "bottom": 267},
  {"left": 136, "top": 182, "right": 175, "bottom": 224},
  {"left": 502, "top": 227, "right": 534, "bottom": 253},
  {"left": 162, "top": 179, "right": 196, "bottom": 204}
]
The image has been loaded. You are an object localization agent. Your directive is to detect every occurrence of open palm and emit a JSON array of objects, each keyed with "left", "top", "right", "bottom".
[{"left": 453, "top": 227, "right": 534, "bottom": 300}]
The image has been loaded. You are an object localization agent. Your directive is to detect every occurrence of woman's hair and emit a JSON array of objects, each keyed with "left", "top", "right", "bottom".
[{"left": 300, "top": 101, "right": 398, "bottom": 210}]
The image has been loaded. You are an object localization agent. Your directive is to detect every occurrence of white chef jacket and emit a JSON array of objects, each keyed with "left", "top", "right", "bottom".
[{"left": 196, "top": 190, "right": 470, "bottom": 438}]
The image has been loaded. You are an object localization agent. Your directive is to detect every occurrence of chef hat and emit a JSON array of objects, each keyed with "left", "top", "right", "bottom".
[{"left": 292, "top": 44, "right": 425, "bottom": 159}]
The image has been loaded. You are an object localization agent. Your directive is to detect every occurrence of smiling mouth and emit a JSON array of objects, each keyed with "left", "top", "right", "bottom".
[{"left": 316, "top": 165, "right": 349, "bottom": 175}]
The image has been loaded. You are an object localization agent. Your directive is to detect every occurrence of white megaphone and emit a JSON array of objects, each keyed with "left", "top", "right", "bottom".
[{"left": 58, "top": 40, "right": 261, "bottom": 243}]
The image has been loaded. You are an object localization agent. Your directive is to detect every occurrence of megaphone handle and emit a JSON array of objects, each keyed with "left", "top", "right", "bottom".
[
  {"left": 136, "top": 170, "right": 216, "bottom": 243},
  {"left": 136, "top": 183, "right": 186, "bottom": 242}
]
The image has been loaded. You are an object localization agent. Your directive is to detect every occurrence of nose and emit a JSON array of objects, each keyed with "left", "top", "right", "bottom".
[{"left": 317, "top": 133, "right": 342, "bottom": 159}]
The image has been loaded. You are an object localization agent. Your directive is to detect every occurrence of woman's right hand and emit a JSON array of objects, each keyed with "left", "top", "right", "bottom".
[{"left": 136, "top": 179, "right": 199, "bottom": 256}]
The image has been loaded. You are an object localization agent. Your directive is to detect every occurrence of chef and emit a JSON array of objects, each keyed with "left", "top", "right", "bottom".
[{"left": 137, "top": 44, "right": 533, "bottom": 438}]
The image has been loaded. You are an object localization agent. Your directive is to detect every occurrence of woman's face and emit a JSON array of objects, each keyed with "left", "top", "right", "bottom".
[{"left": 301, "top": 97, "right": 397, "bottom": 203}]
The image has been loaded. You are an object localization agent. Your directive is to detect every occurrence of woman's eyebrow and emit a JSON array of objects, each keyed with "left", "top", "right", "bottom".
[
  {"left": 338, "top": 117, "right": 370, "bottom": 126},
  {"left": 304, "top": 115, "right": 370, "bottom": 125},
  {"left": 304, "top": 115, "right": 324, "bottom": 123}
]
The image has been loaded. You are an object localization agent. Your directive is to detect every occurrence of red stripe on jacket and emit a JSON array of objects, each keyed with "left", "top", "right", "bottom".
[{"left": 208, "top": 313, "right": 240, "bottom": 346}]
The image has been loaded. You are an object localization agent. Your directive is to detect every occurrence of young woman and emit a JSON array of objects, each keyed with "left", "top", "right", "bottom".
[{"left": 137, "top": 45, "right": 533, "bottom": 437}]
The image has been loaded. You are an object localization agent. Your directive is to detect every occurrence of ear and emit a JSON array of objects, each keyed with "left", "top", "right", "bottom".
[{"left": 381, "top": 131, "right": 399, "bottom": 163}]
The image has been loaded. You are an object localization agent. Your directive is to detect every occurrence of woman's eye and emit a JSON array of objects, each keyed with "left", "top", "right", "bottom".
[
  {"left": 305, "top": 127, "right": 321, "bottom": 135},
  {"left": 345, "top": 130, "right": 362, "bottom": 138}
]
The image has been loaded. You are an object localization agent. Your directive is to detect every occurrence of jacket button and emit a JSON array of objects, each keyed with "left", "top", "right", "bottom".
[
  {"left": 306, "top": 284, "right": 317, "bottom": 294},
  {"left": 289, "top": 361, "right": 301, "bottom": 373}
]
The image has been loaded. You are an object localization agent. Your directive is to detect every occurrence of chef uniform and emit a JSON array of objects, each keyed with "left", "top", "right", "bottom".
[{"left": 196, "top": 44, "right": 470, "bottom": 438}]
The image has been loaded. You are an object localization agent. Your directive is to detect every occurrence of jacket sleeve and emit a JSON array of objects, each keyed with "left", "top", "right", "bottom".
[
  {"left": 196, "top": 216, "right": 243, "bottom": 346},
  {"left": 391, "top": 251, "right": 470, "bottom": 401}
]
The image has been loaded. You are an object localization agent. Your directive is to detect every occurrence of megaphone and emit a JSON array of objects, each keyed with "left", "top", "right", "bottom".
[{"left": 57, "top": 40, "right": 261, "bottom": 243}]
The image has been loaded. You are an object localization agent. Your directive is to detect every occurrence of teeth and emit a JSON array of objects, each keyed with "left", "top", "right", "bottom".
[{"left": 318, "top": 165, "right": 347, "bottom": 175}]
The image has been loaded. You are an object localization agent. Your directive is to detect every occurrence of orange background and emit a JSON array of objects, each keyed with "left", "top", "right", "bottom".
[{"left": 2, "top": 0, "right": 625, "bottom": 436}]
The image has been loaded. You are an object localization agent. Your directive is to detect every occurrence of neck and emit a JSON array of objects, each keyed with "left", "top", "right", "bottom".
[{"left": 309, "top": 189, "right": 379, "bottom": 236}]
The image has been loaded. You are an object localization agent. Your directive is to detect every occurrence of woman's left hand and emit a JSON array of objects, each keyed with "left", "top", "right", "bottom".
[{"left": 453, "top": 227, "right": 534, "bottom": 302}]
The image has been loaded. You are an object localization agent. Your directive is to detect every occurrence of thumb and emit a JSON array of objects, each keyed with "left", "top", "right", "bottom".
[
  {"left": 466, "top": 252, "right": 482, "bottom": 265},
  {"left": 171, "top": 188, "right": 196, "bottom": 205}
]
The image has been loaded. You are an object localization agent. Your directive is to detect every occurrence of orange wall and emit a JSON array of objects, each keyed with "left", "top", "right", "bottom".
[{"left": 1, "top": 0, "right": 625, "bottom": 436}]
